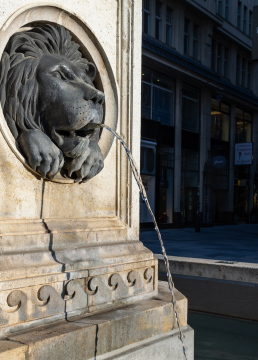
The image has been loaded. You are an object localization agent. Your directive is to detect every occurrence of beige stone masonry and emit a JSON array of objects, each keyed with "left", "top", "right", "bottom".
[{"left": 0, "top": 282, "right": 191, "bottom": 360}]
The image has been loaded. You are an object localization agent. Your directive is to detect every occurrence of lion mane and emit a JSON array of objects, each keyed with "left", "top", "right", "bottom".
[{"left": 0, "top": 24, "right": 95, "bottom": 139}]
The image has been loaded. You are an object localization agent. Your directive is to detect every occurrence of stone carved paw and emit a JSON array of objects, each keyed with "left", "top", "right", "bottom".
[
  {"left": 18, "top": 130, "right": 64, "bottom": 179},
  {"left": 63, "top": 140, "right": 104, "bottom": 183}
]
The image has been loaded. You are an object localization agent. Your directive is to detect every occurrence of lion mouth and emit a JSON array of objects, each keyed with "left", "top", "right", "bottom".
[
  {"left": 53, "top": 121, "right": 101, "bottom": 159},
  {"left": 55, "top": 122, "right": 97, "bottom": 139}
]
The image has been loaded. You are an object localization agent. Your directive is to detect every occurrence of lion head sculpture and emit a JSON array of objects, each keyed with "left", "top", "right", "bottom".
[{"left": 0, "top": 24, "right": 105, "bottom": 182}]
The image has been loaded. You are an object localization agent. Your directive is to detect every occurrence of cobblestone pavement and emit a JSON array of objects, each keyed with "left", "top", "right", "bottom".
[{"left": 140, "top": 224, "right": 258, "bottom": 263}]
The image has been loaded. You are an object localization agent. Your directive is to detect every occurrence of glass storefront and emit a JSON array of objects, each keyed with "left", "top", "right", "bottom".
[
  {"left": 157, "top": 146, "right": 174, "bottom": 224},
  {"left": 141, "top": 67, "right": 175, "bottom": 226},
  {"left": 182, "top": 85, "right": 200, "bottom": 133},
  {"left": 234, "top": 109, "right": 252, "bottom": 221},
  {"left": 140, "top": 140, "right": 156, "bottom": 223},
  {"left": 180, "top": 148, "right": 199, "bottom": 224}
]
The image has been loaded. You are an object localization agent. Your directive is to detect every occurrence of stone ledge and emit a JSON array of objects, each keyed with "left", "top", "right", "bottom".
[
  {"left": 0, "top": 281, "right": 189, "bottom": 359},
  {"left": 156, "top": 254, "right": 258, "bottom": 284}
]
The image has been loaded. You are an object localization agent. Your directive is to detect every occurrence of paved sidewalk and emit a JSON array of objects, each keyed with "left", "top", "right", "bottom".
[{"left": 140, "top": 224, "right": 258, "bottom": 263}]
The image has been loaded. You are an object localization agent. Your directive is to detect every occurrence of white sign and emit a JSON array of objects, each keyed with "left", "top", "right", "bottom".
[{"left": 235, "top": 143, "right": 252, "bottom": 165}]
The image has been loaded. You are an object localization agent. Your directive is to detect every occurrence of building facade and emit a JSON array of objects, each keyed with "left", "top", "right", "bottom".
[{"left": 140, "top": 0, "right": 258, "bottom": 227}]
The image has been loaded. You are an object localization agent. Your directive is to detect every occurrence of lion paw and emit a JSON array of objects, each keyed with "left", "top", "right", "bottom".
[
  {"left": 63, "top": 140, "right": 104, "bottom": 183},
  {"left": 18, "top": 130, "right": 64, "bottom": 179}
]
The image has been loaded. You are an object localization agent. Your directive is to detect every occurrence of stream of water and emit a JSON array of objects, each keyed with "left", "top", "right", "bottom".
[{"left": 99, "top": 123, "right": 188, "bottom": 360}]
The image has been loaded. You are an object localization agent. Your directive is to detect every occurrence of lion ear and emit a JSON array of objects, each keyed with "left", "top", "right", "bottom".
[{"left": 87, "top": 62, "right": 96, "bottom": 82}]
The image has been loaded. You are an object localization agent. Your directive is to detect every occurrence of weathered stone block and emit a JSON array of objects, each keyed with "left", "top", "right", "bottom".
[{"left": 1, "top": 282, "right": 193, "bottom": 360}]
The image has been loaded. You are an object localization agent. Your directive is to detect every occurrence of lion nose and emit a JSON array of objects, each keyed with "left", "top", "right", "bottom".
[
  {"left": 91, "top": 90, "right": 105, "bottom": 105},
  {"left": 84, "top": 84, "right": 105, "bottom": 105}
]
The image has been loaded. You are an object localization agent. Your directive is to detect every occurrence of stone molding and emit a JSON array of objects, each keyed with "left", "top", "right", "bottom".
[{"left": 0, "top": 265, "right": 156, "bottom": 337}]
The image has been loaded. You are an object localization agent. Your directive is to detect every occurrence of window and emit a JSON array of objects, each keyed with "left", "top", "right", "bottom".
[
  {"left": 217, "top": 0, "right": 222, "bottom": 16},
  {"left": 249, "top": 11, "right": 253, "bottom": 37},
  {"left": 193, "top": 24, "right": 198, "bottom": 59},
  {"left": 247, "top": 62, "right": 251, "bottom": 89},
  {"left": 184, "top": 18, "right": 190, "bottom": 55},
  {"left": 142, "top": 67, "right": 175, "bottom": 126},
  {"left": 211, "top": 39, "right": 216, "bottom": 71},
  {"left": 166, "top": 7, "right": 172, "bottom": 46},
  {"left": 242, "top": 59, "right": 246, "bottom": 87},
  {"left": 243, "top": 6, "right": 247, "bottom": 33},
  {"left": 143, "top": 0, "right": 151, "bottom": 34},
  {"left": 224, "top": 47, "right": 229, "bottom": 78},
  {"left": 155, "top": 1, "right": 162, "bottom": 40},
  {"left": 217, "top": 43, "right": 222, "bottom": 74},
  {"left": 181, "top": 149, "right": 199, "bottom": 172},
  {"left": 237, "top": 2, "right": 242, "bottom": 29},
  {"left": 236, "top": 55, "right": 240, "bottom": 84},
  {"left": 211, "top": 41, "right": 230, "bottom": 77},
  {"left": 225, "top": 0, "right": 229, "bottom": 20},
  {"left": 158, "top": 146, "right": 174, "bottom": 224},
  {"left": 182, "top": 85, "right": 199, "bottom": 133},
  {"left": 235, "top": 109, "right": 252, "bottom": 143},
  {"left": 211, "top": 99, "right": 230, "bottom": 142}
]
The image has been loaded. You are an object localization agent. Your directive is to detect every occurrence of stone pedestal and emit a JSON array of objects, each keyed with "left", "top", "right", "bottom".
[
  {"left": 0, "top": 0, "right": 194, "bottom": 358},
  {"left": 0, "top": 0, "right": 157, "bottom": 336},
  {"left": 0, "top": 282, "right": 194, "bottom": 360}
]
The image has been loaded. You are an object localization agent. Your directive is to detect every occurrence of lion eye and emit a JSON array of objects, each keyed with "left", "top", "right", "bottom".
[{"left": 52, "top": 71, "right": 63, "bottom": 80}]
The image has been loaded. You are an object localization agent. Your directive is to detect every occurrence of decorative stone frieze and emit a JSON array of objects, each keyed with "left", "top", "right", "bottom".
[{"left": 0, "top": 265, "right": 156, "bottom": 336}]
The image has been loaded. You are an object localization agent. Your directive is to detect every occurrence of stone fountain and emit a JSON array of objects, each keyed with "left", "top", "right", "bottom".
[{"left": 0, "top": 1, "right": 193, "bottom": 359}]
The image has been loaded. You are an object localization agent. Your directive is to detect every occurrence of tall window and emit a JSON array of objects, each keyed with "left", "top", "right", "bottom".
[
  {"left": 142, "top": 67, "right": 175, "bottom": 126},
  {"left": 155, "top": 1, "right": 162, "bottom": 40},
  {"left": 211, "top": 39, "right": 216, "bottom": 71},
  {"left": 224, "top": 47, "right": 229, "bottom": 78},
  {"left": 237, "top": 1, "right": 242, "bottom": 29},
  {"left": 242, "top": 59, "right": 246, "bottom": 87},
  {"left": 184, "top": 18, "right": 190, "bottom": 55},
  {"left": 247, "top": 62, "right": 251, "bottom": 89},
  {"left": 193, "top": 24, "right": 198, "bottom": 59},
  {"left": 235, "top": 109, "right": 252, "bottom": 143},
  {"left": 158, "top": 146, "right": 174, "bottom": 224},
  {"left": 236, "top": 55, "right": 240, "bottom": 84},
  {"left": 166, "top": 7, "right": 172, "bottom": 46},
  {"left": 217, "top": 0, "right": 222, "bottom": 16},
  {"left": 182, "top": 85, "right": 199, "bottom": 133},
  {"left": 217, "top": 43, "right": 222, "bottom": 74},
  {"left": 249, "top": 11, "right": 253, "bottom": 37},
  {"left": 211, "top": 99, "right": 230, "bottom": 142},
  {"left": 225, "top": 0, "right": 229, "bottom": 20},
  {"left": 143, "top": 0, "right": 151, "bottom": 34},
  {"left": 243, "top": 6, "right": 247, "bottom": 33}
]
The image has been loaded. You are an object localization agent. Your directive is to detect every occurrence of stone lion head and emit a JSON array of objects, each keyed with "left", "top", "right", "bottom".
[{"left": 0, "top": 24, "right": 105, "bottom": 182}]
